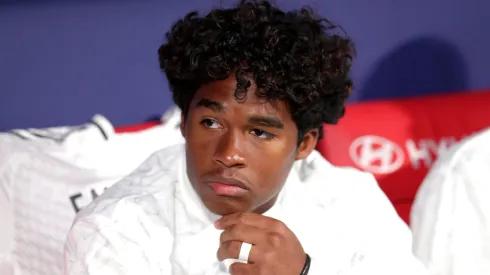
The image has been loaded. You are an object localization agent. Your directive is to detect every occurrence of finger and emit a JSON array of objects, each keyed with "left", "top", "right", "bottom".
[
  {"left": 220, "top": 223, "right": 267, "bottom": 245},
  {"left": 216, "top": 212, "right": 282, "bottom": 231},
  {"left": 229, "top": 262, "right": 256, "bottom": 275},
  {"left": 218, "top": 240, "right": 264, "bottom": 263},
  {"left": 217, "top": 240, "right": 242, "bottom": 261}
]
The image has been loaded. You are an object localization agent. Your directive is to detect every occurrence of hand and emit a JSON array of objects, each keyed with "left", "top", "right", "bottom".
[{"left": 215, "top": 212, "right": 306, "bottom": 275}]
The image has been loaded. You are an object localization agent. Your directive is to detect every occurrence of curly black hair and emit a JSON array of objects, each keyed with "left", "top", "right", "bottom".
[{"left": 158, "top": 0, "right": 354, "bottom": 140}]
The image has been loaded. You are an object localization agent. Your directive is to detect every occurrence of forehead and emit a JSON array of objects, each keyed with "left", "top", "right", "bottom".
[{"left": 190, "top": 75, "right": 290, "bottom": 118}]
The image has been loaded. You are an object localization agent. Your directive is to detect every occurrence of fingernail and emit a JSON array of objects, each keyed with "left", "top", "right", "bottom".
[{"left": 214, "top": 220, "right": 221, "bottom": 229}]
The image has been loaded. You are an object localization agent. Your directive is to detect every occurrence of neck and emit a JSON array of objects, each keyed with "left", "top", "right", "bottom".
[{"left": 252, "top": 195, "right": 279, "bottom": 214}]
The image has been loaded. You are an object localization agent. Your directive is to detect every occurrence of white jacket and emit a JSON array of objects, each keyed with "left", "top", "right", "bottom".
[
  {"left": 0, "top": 112, "right": 184, "bottom": 275},
  {"left": 64, "top": 144, "right": 427, "bottom": 275},
  {"left": 411, "top": 128, "right": 490, "bottom": 275}
]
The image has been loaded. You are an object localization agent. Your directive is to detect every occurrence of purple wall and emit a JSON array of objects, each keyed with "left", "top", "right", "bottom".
[{"left": 0, "top": 0, "right": 488, "bottom": 131}]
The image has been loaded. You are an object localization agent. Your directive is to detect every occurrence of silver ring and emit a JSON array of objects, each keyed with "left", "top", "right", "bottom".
[{"left": 238, "top": 242, "right": 252, "bottom": 263}]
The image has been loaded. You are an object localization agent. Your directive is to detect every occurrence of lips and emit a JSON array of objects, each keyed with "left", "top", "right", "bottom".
[{"left": 204, "top": 176, "right": 250, "bottom": 196}]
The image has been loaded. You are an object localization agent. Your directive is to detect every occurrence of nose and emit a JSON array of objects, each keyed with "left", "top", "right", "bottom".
[{"left": 213, "top": 129, "right": 247, "bottom": 168}]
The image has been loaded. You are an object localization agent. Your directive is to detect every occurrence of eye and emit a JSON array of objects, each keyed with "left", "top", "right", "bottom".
[
  {"left": 251, "top": 129, "right": 275, "bottom": 140},
  {"left": 200, "top": 118, "right": 221, "bottom": 129}
]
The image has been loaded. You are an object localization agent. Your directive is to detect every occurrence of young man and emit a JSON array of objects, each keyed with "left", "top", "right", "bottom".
[
  {"left": 411, "top": 127, "right": 490, "bottom": 275},
  {"left": 64, "top": 1, "right": 426, "bottom": 274}
]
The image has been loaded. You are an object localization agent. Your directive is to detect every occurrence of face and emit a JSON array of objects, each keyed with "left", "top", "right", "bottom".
[{"left": 182, "top": 75, "right": 318, "bottom": 215}]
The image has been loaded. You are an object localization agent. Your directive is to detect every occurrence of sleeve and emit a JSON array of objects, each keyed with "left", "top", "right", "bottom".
[
  {"left": 0, "top": 156, "right": 16, "bottom": 275},
  {"left": 410, "top": 150, "right": 490, "bottom": 275},
  {"left": 309, "top": 173, "right": 428, "bottom": 275},
  {"left": 0, "top": 183, "right": 15, "bottom": 275},
  {"left": 63, "top": 216, "right": 164, "bottom": 275}
]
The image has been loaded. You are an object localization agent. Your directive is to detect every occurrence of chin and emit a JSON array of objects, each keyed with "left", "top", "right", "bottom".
[{"left": 203, "top": 197, "right": 250, "bottom": 216}]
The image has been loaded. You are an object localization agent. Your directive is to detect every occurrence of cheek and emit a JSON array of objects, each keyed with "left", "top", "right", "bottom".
[
  {"left": 185, "top": 117, "right": 220, "bottom": 154},
  {"left": 185, "top": 136, "right": 216, "bottom": 170},
  {"left": 250, "top": 145, "right": 297, "bottom": 191},
  {"left": 184, "top": 123, "right": 218, "bottom": 174}
]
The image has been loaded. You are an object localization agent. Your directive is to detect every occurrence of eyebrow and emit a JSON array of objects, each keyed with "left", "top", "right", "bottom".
[
  {"left": 196, "top": 98, "right": 225, "bottom": 112},
  {"left": 248, "top": 115, "right": 284, "bottom": 129},
  {"left": 196, "top": 98, "right": 284, "bottom": 129}
]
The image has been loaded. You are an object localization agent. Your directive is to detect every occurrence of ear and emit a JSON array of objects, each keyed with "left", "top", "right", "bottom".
[
  {"left": 295, "top": 129, "right": 319, "bottom": 160},
  {"left": 180, "top": 113, "right": 185, "bottom": 138}
]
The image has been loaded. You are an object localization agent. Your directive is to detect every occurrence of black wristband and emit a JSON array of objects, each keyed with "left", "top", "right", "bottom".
[{"left": 300, "top": 253, "right": 311, "bottom": 275}]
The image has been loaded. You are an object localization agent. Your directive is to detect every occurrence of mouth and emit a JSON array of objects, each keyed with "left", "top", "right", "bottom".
[{"left": 205, "top": 177, "right": 250, "bottom": 197}]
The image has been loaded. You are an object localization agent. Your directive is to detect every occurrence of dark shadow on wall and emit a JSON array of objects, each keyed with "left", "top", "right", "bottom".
[{"left": 357, "top": 36, "right": 469, "bottom": 101}]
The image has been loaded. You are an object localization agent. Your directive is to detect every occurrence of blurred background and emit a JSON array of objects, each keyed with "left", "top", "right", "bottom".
[{"left": 0, "top": 0, "right": 488, "bottom": 131}]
